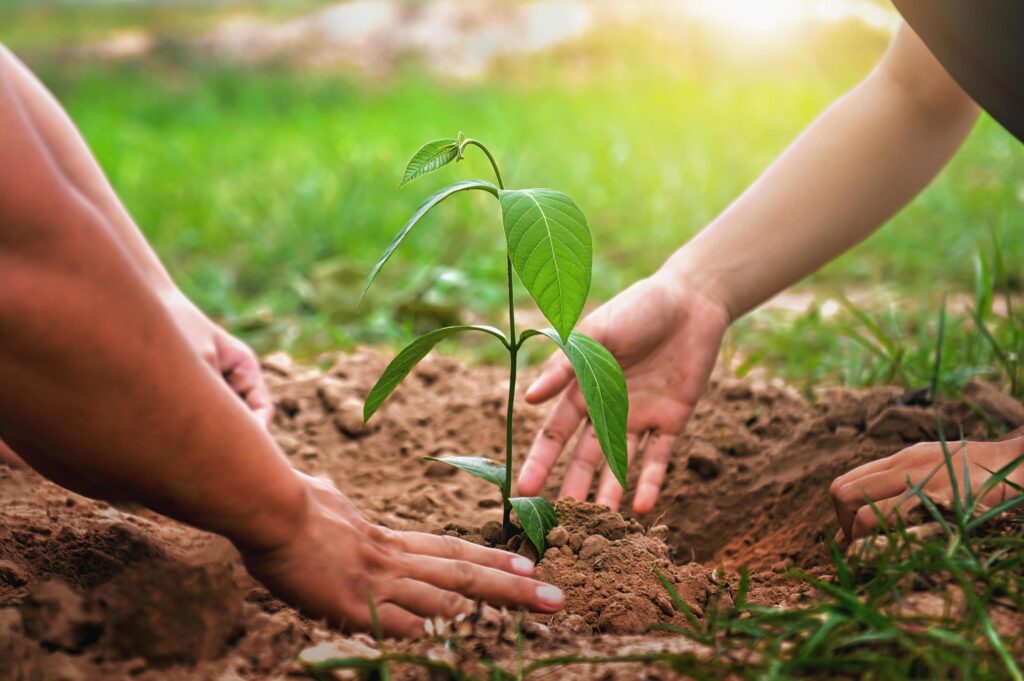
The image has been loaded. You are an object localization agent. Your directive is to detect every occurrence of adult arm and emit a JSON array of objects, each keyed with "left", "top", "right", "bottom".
[
  {"left": 0, "top": 45, "right": 272, "bottom": 424},
  {"left": 0, "top": 48, "right": 561, "bottom": 636},
  {"left": 518, "top": 24, "right": 980, "bottom": 515}
]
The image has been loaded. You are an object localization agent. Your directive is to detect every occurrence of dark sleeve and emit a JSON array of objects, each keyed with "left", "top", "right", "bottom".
[{"left": 893, "top": 0, "right": 1024, "bottom": 143}]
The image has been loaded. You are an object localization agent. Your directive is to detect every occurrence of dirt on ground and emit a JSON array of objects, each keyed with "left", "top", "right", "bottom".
[{"left": 0, "top": 349, "right": 1015, "bottom": 680}]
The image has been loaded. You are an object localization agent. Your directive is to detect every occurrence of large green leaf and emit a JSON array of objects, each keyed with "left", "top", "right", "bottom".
[
  {"left": 499, "top": 189, "right": 592, "bottom": 342},
  {"left": 364, "top": 325, "right": 507, "bottom": 421},
  {"left": 422, "top": 455, "right": 505, "bottom": 488},
  {"left": 537, "top": 329, "right": 628, "bottom": 488},
  {"left": 510, "top": 496, "right": 558, "bottom": 556},
  {"left": 399, "top": 138, "right": 459, "bottom": 187},
  {"left": 360, "top": 179, "right": 499, "bottom": 304}
]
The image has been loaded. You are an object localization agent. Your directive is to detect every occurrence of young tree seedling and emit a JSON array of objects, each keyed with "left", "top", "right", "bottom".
[{"left": 361, "top": 133, "right": 629, "bottom": 556}]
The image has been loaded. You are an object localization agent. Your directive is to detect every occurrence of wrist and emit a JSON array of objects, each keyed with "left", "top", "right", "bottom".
[
  {"left": 659, "top": 247, "right": 738, "bottom": 325},
  {"left": 225, "top": 468, "right": 311, "bottom": 555}
]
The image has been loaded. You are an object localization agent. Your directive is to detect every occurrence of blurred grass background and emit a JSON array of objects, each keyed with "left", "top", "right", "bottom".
[{"left": 2, "top": 0, "right": 1022, "bottom": 396}]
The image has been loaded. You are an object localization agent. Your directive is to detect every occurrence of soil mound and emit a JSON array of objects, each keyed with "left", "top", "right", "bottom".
[{"left": 0, "top": 349, "right": 1012, "bottom": 679}]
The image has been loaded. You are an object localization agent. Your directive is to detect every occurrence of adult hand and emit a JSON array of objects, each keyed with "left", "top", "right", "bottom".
[
  {"left": 161, "top": 289, "right": 274, "bottom": 427},
  {"left": 830, "top": 436, "right": 1024, "bottom": 541},
  {"left": 244, "top": 473, "right": 564, "bottom": 637},
  {"left": 517, "top": 270, "right": 730, "bottom": 516}
]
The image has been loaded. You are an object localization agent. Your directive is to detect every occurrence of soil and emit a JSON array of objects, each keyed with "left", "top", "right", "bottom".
[{"left": 0, "top": 349, "right": 1015, "bottom": 680}]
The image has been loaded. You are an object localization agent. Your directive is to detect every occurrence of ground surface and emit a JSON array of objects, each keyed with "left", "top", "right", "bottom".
[{"left": 1, "top": 350, "right": 1010, "bottom": 680}]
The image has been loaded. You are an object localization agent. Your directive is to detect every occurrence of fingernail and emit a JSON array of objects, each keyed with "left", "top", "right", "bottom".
[
  {"left": 536, "top": 585, "right": 564, "bottom": 609},
  {"left": 511, "top": 556, "right": 535, "bottom": 575}
]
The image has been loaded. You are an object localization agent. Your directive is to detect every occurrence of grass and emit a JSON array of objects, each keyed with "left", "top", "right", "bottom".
[
  {"left": 6, "top": 5, "right": 1024, "bottom": 678},
  {"left": 3, "top": 14, "right": 1021, "bottom": 387},
  {"left": 303, "top": 433, "right": 1024, "bottom": 681}
]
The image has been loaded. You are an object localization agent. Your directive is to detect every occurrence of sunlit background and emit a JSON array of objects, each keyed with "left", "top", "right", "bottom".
[{"left": 3, "top": 0, "right": 1022, "bottom": 394}]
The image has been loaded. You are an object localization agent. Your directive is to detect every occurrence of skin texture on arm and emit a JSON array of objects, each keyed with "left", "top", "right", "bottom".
[
  {"left": 0, "top": 49, "right": 562, "bottom": 636},
  {"left": 0, "top": 45, "right": 272, "bottom": 425},
  {"left": 519, "top": 24, "right": 981, "bottom": 516},
  {"left": 663, "top": 24, "right": 980, "bottom": 320}
]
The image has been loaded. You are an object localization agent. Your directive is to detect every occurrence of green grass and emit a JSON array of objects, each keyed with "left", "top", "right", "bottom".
[
  {"left": 6, "top": 7, "right": 1024, "bottom": 678},
  {"left": 302, "top": 428, "right": 1024, "bottom": 680},
  {"left": 4, "top": 17, "right": 1020, "bottom": 378}
]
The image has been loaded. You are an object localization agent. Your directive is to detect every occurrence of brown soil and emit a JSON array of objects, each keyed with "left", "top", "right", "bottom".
[{"left": 0, "top": 349, "right": 1012, "bottom": 680}]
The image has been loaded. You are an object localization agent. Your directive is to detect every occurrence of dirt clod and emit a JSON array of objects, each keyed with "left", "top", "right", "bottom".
[
  {"left": 0, "top": 350, "right": 999, "bottom": 680},
  {"left": 578, "top": 534, "right": 610, "bottom": 560},
  {"left": 546, "top": 526, "right": 569, "bottom": 547}
]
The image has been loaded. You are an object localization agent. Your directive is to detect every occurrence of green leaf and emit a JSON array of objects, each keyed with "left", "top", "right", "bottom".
[
  {"left": 499, "top": 189, "right": 592, "bottom": 342},
  {"left": 364, "top": 325, "right": 507, "bottom": 421},
  {"left": 360, "top": 180, "right": 499, "bottom": 304},
  {"left": 510, "top": 496, "right": 558, "bottom": 556},
  {"left": 536, "top": 329, "right": 628, "bottom": 488},
  {"left": 399, "top": 138, "right": 459, "bottom": 187},
  {"left": 422, "top": 455, "right": 505, "bottom": 488}
]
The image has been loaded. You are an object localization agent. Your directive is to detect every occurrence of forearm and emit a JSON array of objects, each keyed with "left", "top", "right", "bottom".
[
  {"left": 0, "top": 70, "right": 303, "bottom": 554},
  {"left": 665, "top": 26, "right": 979, "bottom": 320},
  {"left": 0, "top": 44, "right": 176, "bottom": 293}
]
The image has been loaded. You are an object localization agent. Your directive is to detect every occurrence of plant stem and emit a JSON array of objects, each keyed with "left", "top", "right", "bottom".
[
  {"left": 503, "top": 255, "right": 517, "bottom": 540},
  {"left": 461, "top": 139, "right": 504, "bottom": 190},
  {"left": 463, "top": 137, "right": 515, "bottom": 538}
]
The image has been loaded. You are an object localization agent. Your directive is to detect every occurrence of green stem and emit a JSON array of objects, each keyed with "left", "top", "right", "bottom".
[
  {"left": 462, "top": 137, "right": 514, "bottom": 538},
  {"left": 461, "top": 139, "right": 504, "bottom": 190},
  {"left": 503, "top": 255, "right": 517, "bottom": 540}
]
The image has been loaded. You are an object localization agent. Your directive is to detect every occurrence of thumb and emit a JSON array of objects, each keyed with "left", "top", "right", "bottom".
[{"left": 525, "top": 352, "right": 574, "bottom": 404}]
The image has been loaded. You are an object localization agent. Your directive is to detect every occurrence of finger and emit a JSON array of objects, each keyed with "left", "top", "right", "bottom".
[
  {"left": 594, "top": 432, "right": 640, "bottom": 510},
  {"left": 393, "top": 530, "right": 537, "bottom": 576},
  {"left": 559, "top": 424, "right": 605, "bottom": 502},
  {"left": 517, "top": 390, "right": 586, "bottom": 496},
  {"left": 390, "top": 578, "right": 475, "bottom": 620},
  {"left": 367, "top": 602, "right": 427, "bottom": 639},
  {"left": 831, "top": 470, "right": 913, "bottom": 540},
  {"left": 216, "top": 335, "right": 274, "bottom": 427},
  {"left": 632, "top": 432, "right": 678, "bottom": 516},
  {"left": 850, "top": 495, "right": 922, "bottom": 540},
  {"left": 830, "top": 454, "right": 900, "bottom": 493},
  {"left": 524, "top": 352, "right": 575, "bottom": 404},
  {"left": 400, "top": 554, "right": 564, "bottom": 613}
]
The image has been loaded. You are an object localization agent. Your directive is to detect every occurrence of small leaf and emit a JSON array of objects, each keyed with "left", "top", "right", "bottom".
[
  {"left": 400, "top": 138, "right": 459, "bottom": 187},
  {"left": 423, "top": 455, "right": 505, "bottom": 488},
  {"left": 499, "top": 189, "right": 592, "bottom": 342},
  {"left": 360, "top": 180, "right": 499, "bottom": 305},
  {"left": 537, "top": 329, "right": 628, "bottom": 488},
  {"left": 364, "top": 325, "right": 507, "bottom": 421},
  {"left": 510, "top": 497, "right": 558, "bottom": 556}
]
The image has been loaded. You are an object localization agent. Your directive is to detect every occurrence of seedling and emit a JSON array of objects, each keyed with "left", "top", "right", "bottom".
[{"left": 361, "top": 133, "right": 629, "bottom": 555}]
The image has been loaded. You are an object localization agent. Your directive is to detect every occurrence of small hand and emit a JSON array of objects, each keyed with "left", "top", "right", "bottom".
[
  {"left": 161, "top": 289, "right": 274, "bottom": 427},
  {"left": 830, "top": 436, "right": 1024, "bottom": 541},
  {"left": 244, "top": 473, "right": 564, "bottom": 637},
  {"left": 517, "top": 271, "right": 730, "bottom": 516}
]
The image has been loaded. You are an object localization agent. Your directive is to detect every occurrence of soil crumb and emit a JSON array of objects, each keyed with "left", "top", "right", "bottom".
[{"left": 0, "top": 349, "right": 1008, "bottom": 680}]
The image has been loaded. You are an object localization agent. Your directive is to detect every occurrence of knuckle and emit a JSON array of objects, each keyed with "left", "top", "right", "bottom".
[
  {"left": 567, "top": 458, "right": 596, "bottom": 477},
  {"left": 441, "top": 591, "right": 468, "bottom": 616},
  {"left": 828, "top": 477, "right": 846, "bottom": 499},
  {"left": 832, "top": 483, "right": 860, "bottom": 506},
  {"left": 541, "top": 427, "right": 568, "bottom": 445},
  {"left": 454, "top": 568, "right": 478, "bottom": 593},
  {"left": 854, "top": 505, "right": 876, "bottom": 526},
  {"left": 438, "top": 535, "right": 465, "bottom": 561}
]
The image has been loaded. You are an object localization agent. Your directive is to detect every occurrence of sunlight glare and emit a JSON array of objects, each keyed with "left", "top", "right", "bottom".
[{"left": 688, "top": 0, "right": 810, "bottom": 40}]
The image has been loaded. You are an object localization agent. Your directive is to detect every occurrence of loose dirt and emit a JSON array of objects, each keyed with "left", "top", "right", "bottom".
[{"left": 0, "top": 349, "right": 1013, "bottom": 680}]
